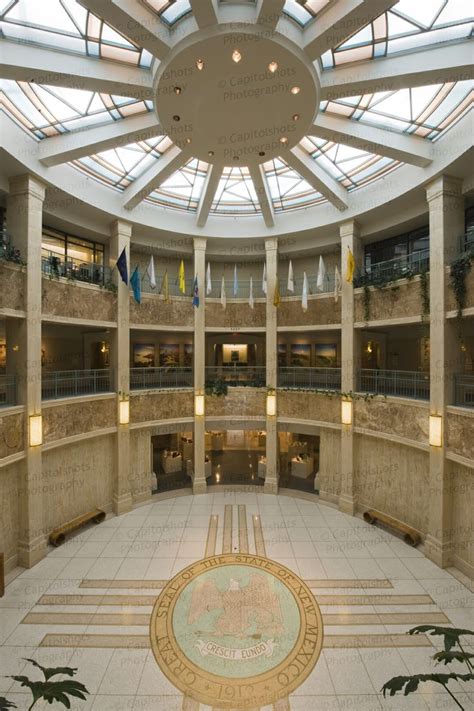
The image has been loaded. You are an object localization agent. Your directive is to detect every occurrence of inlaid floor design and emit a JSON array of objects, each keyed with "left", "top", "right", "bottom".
[{"left": 1, "top": 491, "right": 472, "bottom": 709}]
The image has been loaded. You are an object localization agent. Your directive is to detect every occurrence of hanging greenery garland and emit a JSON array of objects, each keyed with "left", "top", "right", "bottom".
[
  {"left": 450, "top": 252, "right": 472, "bottom": 318},
  {"left": 363, "top": 283, "right": 371, "bottom": 322},
  {"left": 419, "top": 269, "right": 430, "bottom": 318}
]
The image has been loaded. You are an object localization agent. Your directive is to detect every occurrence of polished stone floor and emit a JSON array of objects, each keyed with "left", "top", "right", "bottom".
[{"left": 1, "top": 490, "right": 472, "bottom": 710}]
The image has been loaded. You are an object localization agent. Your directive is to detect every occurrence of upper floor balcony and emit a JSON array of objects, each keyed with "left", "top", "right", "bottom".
[
  {"left": 354, "top": 249, "right": 430, "bottom": 289},
  {"left": 42, "top": 251, "right": 113, "bottom": 289}
]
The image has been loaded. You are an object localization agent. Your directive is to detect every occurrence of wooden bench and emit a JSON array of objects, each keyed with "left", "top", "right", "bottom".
[
  {"left": 49, "top": 509, "right": 106, "bottom": 547},
  {"left": 363, "top": 509, "right": 421, "bottom": 547}
]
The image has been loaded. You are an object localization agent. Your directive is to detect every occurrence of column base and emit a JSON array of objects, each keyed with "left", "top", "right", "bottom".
[
  {"left": 193, "top": 478, "right": 207, "bottom": 495},
  {"left": 113, "top": 491, "right": 133, "bottom": 516},
  {"left": 424, "top": 534, "right": 452, "bottom": 569},
  {"left": 338, "top": 495, "right": 356, "bottom": 516},
  {"left": 264, "top": 478, "right": 278, "bottom": 494},
  {"left": 18, "top": 535, "right": 47, "bottom": 569}
]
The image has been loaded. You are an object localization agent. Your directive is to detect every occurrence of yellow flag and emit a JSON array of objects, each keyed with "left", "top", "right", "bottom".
[
  {"left": 162, "top": 270, "right": 170, "bottom": 303},
  {"left": 345, "top": 248, "right": 355, "bottom": 283},
  {"left": 273, "top": 278, "right": 281, "bottom": 307},
  {"left": 178, "top": 259, "right": 186, "bottom": 294}
]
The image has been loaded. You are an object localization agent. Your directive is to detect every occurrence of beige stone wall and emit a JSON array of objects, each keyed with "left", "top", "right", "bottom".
[
  {"left": 278, "top": 296, "right": 341, "bottom": 327},
  {"left": 130, "top": 295, "right": 193, "bottom": 328},
  {"left": 42, "top": 279, "right": 116, "bottom": 322},
  {"left": 355, "top": 398, "right": 429, "bottom": 444},
  {"left": 0, "top": 262, "right": 25, "bottom": 312},
  {"left": 446, "top": 409, "right": 474, "bottom": 461},
  {"left": 131, "top": 390, "right": 193, "bottom": 424},
  {"left": 206, "top": 301, "right": 266, "bottom": 328},
  {"left": 0, "top": 411, "right": 25, "bottom": 458},
  {"left": 278, "top": 391, "right": 340, "bottom": 424},
  {"left": 0, "top": 460, "right": 21, "bottom": 570},
  {"left": 130, "top": 429, "right": 152, "bottom": 503},
  {"left": 355, "top": 434, "right": 430, "bottom": 534},
  {"left": 354, "top": 278, "right": 425, "bottom": 323},
  {"left": 41, "top": 435, "right": 114, "bottom": 534},
  {"left": 205, "top": 388, "right": 266, "bottom": 419},
  {"left": 43, "top": 397, "right": 116, "bottom": 444},
  {"left": 449, "top": 460, "right": 473, "bottom": 577},
  {"left": 446, "top": 264, "right": 474, "bottom": 313},
  {"left": 318, "top": 429, "right": 341, "bottom": 502}
]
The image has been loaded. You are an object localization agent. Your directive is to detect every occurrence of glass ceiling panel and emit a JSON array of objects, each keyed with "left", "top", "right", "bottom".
[
  {"left": 283, "top": 0, "right": 332, "bottom": 27},
  {"left": 142, "top": 0, "right": 192, "bottom": 26},
  {"left": 211, "top": 167, "right": 260, "bottom": 215},
  {"left": 148, "top": 159, "right": 209, "bottom": 211},
  {"left": 0, "top": 0, "right": 152, "bottom": 67},
  {"left": 264, "top": 158, "right": 325, "bottom": 212},
  {"left": 320, "top": 0, "right": 473, "bottom": 68}
]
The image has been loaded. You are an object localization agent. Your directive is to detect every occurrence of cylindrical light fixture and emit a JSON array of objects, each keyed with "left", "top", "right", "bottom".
[
  {"left": 119, "top": 397, "right": 130, "bottom": 425},
  {"left": 341, "top": 400, "right": 353, "bottom": 426},
  {"left": 29, "top": 414, "right": 43, "bottom": 447},
  {"left": 429, "top": 415, "right": 442, "bottom": 447},
  {"left": 195, "top": 392, "right": 205, "bottom": 417},
  {"left": 266, "top": 391, "right": 277, "bottom": 417}
]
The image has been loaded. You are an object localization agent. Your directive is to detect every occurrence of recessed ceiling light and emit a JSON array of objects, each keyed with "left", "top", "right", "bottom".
[
  {"left": 292, "top": 113, "right": 300, "bottom": 121},
  {"left": 173, "top": 86, "right": 182, "bottom": 95},
  {"left": 233, "top": 155, "right": 240, "bottom": 160},
  {"left": 280, "top": 137, "right": 289, "bottom": 145},
  {"left": 268, "top": 61, "right": 278, "bottom": 73},
  {"left": 291, "top": 86, "right": 301, "bottom": 95},
  {"left": 185, "top": 137, "right": 192, "bottom": 144},
  {"left": 173, "top": 115, "right": 181, "bottom": 121},
  {"left": 259, "top": 151, "right": 266, "bottom": 156},
  {"left": 208, "top": 150, "right": 214, "bottom": 157},
  {"left": 196, "top": 58, "right": 205, "bottom": 71},
  {"left": 232, "top": 49, "right": 242, "bottom": 63}
]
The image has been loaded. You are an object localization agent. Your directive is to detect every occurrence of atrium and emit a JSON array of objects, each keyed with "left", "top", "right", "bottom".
[{"left": 0, "top": 0, "right": 473, "bottom": 709}]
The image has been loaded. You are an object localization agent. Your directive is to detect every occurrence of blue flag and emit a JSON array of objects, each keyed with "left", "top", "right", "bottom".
[
  {"left": 192, "top": 275, "right": 199, "bottom": 307},
  {"left": 130, "top": 266, "right": 141, "bottom": 304},
  {"left": 116, "top": 247, "right": 128, "bottom": 285}
]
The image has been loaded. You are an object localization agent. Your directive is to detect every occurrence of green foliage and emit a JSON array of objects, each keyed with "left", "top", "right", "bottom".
[
  {"left": 102, "top": 279, "right": 118, "bottom": 294},
  {"left": 450, "top": 252, "right": 472, "bottom": 318},
  {"left": 7, "top": 658, "right": 90, "bottom": 711},
  {"left": 205, "top": 379, "right": 228, "bottom": 397},
  {"left": 0, "top": 698, "right": 17, "bottom": 710},
  {"left": 363, "top": 283, "right": 371, "bottom": 322},
  {"left": 419, "top": 268, "right": 430, "bottom": 318}
]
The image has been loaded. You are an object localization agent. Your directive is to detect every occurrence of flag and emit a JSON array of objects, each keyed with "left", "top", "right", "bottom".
[
  {"left": 178, "top": 259, "right": 186, "bottom": 294},
  {"left": 345, "top": 248, "right": 355, "bottom": 283},
  {"left": 206, "top": 262, "right": 212, "bottom": 295},
  {"left": 233, "top": 264, "right": 238, "bottom": 297},
  {"left": 262, "top": 263, "right": 267, "bottom": 294},
  {"left": 334, "top": 265, "right": 342, "bottom": 303},
  {"left": 130, "top": 266, "right": 141, "bottom": 304},
  {"left": 249, "top": 276, "right": 254, "bottom": 309},
  {"left": 147, "top": 255, "right": 156, "bottom": 289},
  {"left": 116, "top": 247, "right": 128, "bottom": 285},
  {"left": 192, "top": 275, "right": 199, "bottom": 307},
  {"left": 273, "top": 278, "right": 281, "bottom": 308},
  {"left": 316, "top": 255, "right": 326, "bottom": 292},
  {"left": 162, "top": 270, "right": 170, "bottom": 303},
  {"left": 287, "top": 260, "right": 294, "bottom": 293},
  {"left": 220, "top": 275, "right": 226, "bottom": 310},
  {"left": 302, "top": 271, "right": 308, "bottom": 312}
]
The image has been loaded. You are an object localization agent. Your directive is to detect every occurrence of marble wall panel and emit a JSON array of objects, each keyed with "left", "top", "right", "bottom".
[
  {"left": 278, "top": 296, "right": 341, "bottom": 327},
  {"left": 0, "top": 263, "right": 25, "bottom": 312},
  {"left": 131, "top": 390, "right": 193, "bottom": 424},
  {"left": 0, "top": 411, "right": 25, "bottom": 458},
  {"left": 130, "top": 295, "right": 193, "bottom": 328},
  {"left": 446, "top": 410, "right": 474, "bottom": 461},
  {"left": 206, "top": 301, "right": 266, "bottom": 328},
  {"left": 278, "top": 390, "right": 340, "bottom": 424},
  {"left": 43, "top": 397, "right": 116, "bottom": 444},
  {"left": 42, "top": 279, "right": 116, "bottom": 322},
  {"left": 354, "top": 278, "right": 424, "bottom": 323},
  {"left": 355, "top": 398, "right": 429, "bottom": 444}
]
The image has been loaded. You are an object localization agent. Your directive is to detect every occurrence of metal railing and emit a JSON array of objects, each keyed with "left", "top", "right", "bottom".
[
  {"left": 139, "top": 272, "right": 194, "bottom": 296},
  {"left": 0, "top": 229, "right": 23, "bottom": 264},
  {"left": 279, "top": 272, "right": 336, "bottom": 296},
  {"left": 278, "top": 367, "right": 341, "bottom": 391},
  {"left": 205, "top": 365, "right": 266, "bottom": 387},
  {"left": 461, "top": 229, "right": 474, "bottom": 256},
  {"left": 0, "top": 375, "right": 17, "bottom": 407},
  {"left": 454, "top": 374, "right": 474, "bottom": 408},
  {"left": 130, "top": 367, "right": 193, "bottom": 390},
  {"left": 42, "top": 369, "right": 113, "bottom": 400},
  {"left": 206, "top": 278, "right": 265, "bottom": 300},
  {"left": 354, "top": 249, "right": 430, "bottom": 288},
  {"left": 42, "top": 252, "right": 112, "bottom": 287},
  {"left": 359, "top": 369, "right": 430, "bottom": 400}
]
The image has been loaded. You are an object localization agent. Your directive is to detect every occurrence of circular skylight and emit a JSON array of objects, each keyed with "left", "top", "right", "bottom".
[{"left": 0, "top": 0, "right": 472, "bottom": 226}]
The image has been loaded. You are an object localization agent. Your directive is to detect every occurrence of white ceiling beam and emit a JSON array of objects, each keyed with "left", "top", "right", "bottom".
[
  {"left": 249, "top": 163, "right": 275, "bottom": 227},
  {"left": 78, "top": 0, "right": 171, "bottom": 59},
  {"left": 189, "top": 0, "right": 219, "bottom": 28},
  {"left": 39, "top": 113, "right": 162, "bottom": 167},
  {"left": 304, "top": 0, "right": 398, "bottom": 61},
  {"left": 256, "top": 0, "right": 285, "bottom": 30},
  {"left": 123, "top": 145, "right": 192, "bottom": 210},
  {"left": 311, "top": 113, "right": 433, "bottom": 167},
  {"left": 286, "top": 146, "right": 348, "bottom": 210},
  {"left": 320, "top": 41, "right": 474, "bottom": 101},
  {"left": 0, "top": 40, "right": 153, "bottom": 100},
  {"left": 196, "top": 163, "right": 222, "bottom": 228}
]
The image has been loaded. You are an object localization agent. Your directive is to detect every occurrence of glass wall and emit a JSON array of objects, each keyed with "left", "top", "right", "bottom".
[{"left": 42, "top": 227, "right": 104, "bottom": 265}]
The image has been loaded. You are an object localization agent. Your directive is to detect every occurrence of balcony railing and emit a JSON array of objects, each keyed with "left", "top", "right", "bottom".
[
  {"left": 454, "top": 374, "right": 474, "bottom": 408},
  {"left": 205, "top": 366, "right": 266, "bottom": 387},
  {"left": 0, "top": 229, "right": 23, "bottom": 265},
  {"left": 130, "top": 367, "right": 193, "bottom": 390},
  {"left": 42, "top": 252, "right": 112, "bottom": 287},
  {"left": 278, "top": 367, "right": 341, "bottom": 391},
  {"left": 359, "top": 369, "right": 430, "bottom": 400},
  {"left": 0, "top": 374, "right": 17, "bottom": 407},
  {"left": 139, "top": 272, "right": 194, "bottom": 296},
  {"left": 205, "top": 278, "right": 265, "bottom": 300},
  {"left": 42, "top": 369, "right": 113, "bottom": 400},
  {"left": 354, "top": 249, "right": 430, "bottom": 288}
]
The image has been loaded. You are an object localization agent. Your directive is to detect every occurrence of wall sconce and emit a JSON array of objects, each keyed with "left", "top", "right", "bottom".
[
  {"left": 266, "top": 391, "right": 277, "bottom": 417},
  {"left": 429, "top": 415, "right": 442, "bottom": 447},
  {"left": 195, "top": 392, "right": 205, "bottom": 417},
  {"left": 341, "top": 400, "right": 353, "bottom": 426},
  {"left": 366, "top": 341, "right": 373, "bottom": 354},
  {"left": 119, "top": 397, "right": 130, "bottom": 425},
  {"left": 29, "top": 414, "right": 43, "bottom": 447}
]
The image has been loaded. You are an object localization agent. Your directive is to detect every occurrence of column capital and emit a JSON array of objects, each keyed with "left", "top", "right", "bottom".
[
  {"left": 193, "top": 237, "right": 207, "bottom": 252},
  {"left": 339, "top": 220, "right": 360, "bottom": 240},
  {"left": 265, "top": 236, "right": 278, "bottom": 252},
  {"left": 9, "top": 174, "right": 46, "bottom": 202},
  {"left": 426, "top": 175, "right": 463, "bottom": 203},
  {"left": 110, "top": 219, "right": 132, "bottom": 239}
]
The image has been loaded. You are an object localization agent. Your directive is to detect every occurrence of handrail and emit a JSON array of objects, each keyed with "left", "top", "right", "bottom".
[
  {"left": 205, "top": 365, "right": 266, "bottom": 387},
  {"left": 278, "top": 367, "right": 341, "bottom": 390},
  {"left": 454, "top": 374, "right": 474, "bottom": 408},
  {"left": 42, "top": 369, "right": 113, "bottom": 400},
  {"left": 359, "top": 369, "right": 430, "bottom": 400},
  {"left": 0, "top": 374, "right": 17, "bottom": 407},
  {"left": 354, "top": 249, "right": 430, "bottom": 287},
  {"left": 279, "top": 272, "right": 336, "bottom": 296},
  {"left": 41, "top": 251, "right": 112, "bottom": 287},
  {"left": 130, "top": 367, "right": 193, "bottom": 389}
]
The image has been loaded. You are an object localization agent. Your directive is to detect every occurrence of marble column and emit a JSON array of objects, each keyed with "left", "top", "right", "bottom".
[
  {"left": 7, "top": 174, "right": 47, "bottom": 567},
  {"left": 425, "top": 175, "right": 464, "bottom": 568},
  {"left": 264, "top": 237, "right": 279, "bottom": 494},
  {"left": 193, "top": 237, "right": 207, "bottom": 494},
  {"left": 109, "top": 220, "right": 132, "bottom": 515},
  {"left": 339, "top": 220, "right": 362, "bottom": 515}
]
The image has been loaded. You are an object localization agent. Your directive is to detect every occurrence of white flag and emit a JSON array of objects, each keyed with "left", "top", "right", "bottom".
[
  {"left": 249, "top": 276, "right": 254, "bottom": 309},
  {"left": 233, "top": 264, "right": 238, "bottom": 297},
  {"left": 147, "top": 255, "right": 156, "bottom": 289},
  {"left": 287, "top": 260, "right": 294, "bottom": 293},
  {"left": 334, "top": 265, "right": 342, "bottom": 303},
  {"left": 220, "top": 275, "right": 226, "bottom": 310},
  {"left": 206, "top": 262, "right": 212, "bottom": 295},
  {"left": 262, "top": 263, "right": 267, "bottom": 294},
  {"left": 302, "top": 271, "right": 308, "bottom": 312},
  {"left": 316, "top": 255, "right": 326, "bottom": 292}
]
